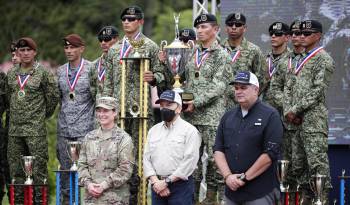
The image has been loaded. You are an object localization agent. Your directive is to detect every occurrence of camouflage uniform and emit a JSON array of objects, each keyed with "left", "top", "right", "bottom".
[
  {"left": 6, "top": 62, "right": 59, "bottom": 204},
  {"left": 56, "top": 59, "right": 95, "bottom": 202},
  {"left": 0, "top": 71, "right": 10, "bottom": 203},
  {"left": 261, "top": 48, "right": 291, "bottom": 114},
  {"left": 90, "top": 55, "right": 112, "bottom": 99},
  {"left": 282, "top": 52, "right": 305, "bottom": 198},
  {"left": 284, "top": 48, "right": 334, "bottom": 203},
  {"left": 104, "top": 33, "right": 164, "bottom": 203},
  {"left": 222, "top": 38, "right": 267, "bottom": 109},
  {"left": 78, "top": 125, "right": 134, "bottom": 205},
  {"left": 183, "top": 40, "right": 232, "bottom": 204}
]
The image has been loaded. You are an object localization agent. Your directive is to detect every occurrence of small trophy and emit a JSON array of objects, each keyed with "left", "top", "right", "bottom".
[
  {"left": 160, "top": 13, "right": 194, "bottom": 99},
  {"left": 310, "top": 174, "right": 326, "bottom": 205},
  {"left": 22, "top": 156, "right": 35, "bottom": 185},
  {"left": 129, "top": 38, "right": 145, "bottom": 58},
  {"left": 67, "top": 141, "right": 82, "bottom": 171},
  {"left": 277, "top": 160, "right": 290, "bottom": 192}
]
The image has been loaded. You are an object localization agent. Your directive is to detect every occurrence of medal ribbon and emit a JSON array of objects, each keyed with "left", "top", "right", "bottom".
[
  {"left": 195, "top": 48, "right": 209, "bottom": 69},
  {"left": 119, "top": 32, "right": 141, "bottom": 64},
  {"left": 231, "top": 50, "right": 240, "bottom": 63},
  {"left": 97, "top": 56, "right": 105, "bottom": 81},
  {"left": 66, "top": 58, "right": 84, "bottom": 92},
  {"left": 287, "top": 57, "right": 292, "bottom": 71},
  {"left": 17, "top": 74, "right": 30, "bottom": 91},
  {"left": 295, "top": 46, "right": 323, "bottom": 75},
  {"left": 267, "top": 57, "right": 276, "bottom": 78}
]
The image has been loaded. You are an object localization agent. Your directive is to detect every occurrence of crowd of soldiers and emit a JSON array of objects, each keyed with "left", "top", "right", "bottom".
[{"left": 0, "top": 4, "right": 334, "bottom": 205}]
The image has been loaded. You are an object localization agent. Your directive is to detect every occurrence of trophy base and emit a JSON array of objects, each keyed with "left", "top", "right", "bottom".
[
  {"left": 24, "top": 178, "right": 33, "bottom": 185},
  {"left": 313, "top": 199, "right": 323, "bottom": 205}
]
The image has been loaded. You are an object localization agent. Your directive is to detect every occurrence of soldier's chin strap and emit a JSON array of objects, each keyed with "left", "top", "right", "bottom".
[{"left": 199, "top": 146, "right": 208, "bottom": 203}]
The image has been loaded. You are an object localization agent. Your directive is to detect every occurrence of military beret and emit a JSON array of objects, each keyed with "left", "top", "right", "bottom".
[
  {"left": 10, "top": 41, "right": 18, "bottom": 52},
  {"left": 301, "top": 20, "right": 322, "bottom": 33},
  {"left": 290, "top": 20, "right": 302, "bottom": 31},
  {"left": 98, "top": 26, "right": 119, "bottom": 38},
  {"left": 194, "top": 13, "right": 217, "bottom": 27},
  {"left": 63, "top": 34, "right": 85, "bottom": 47},
  {"left": 179, "top": 28, "right": 196, "bottom": 42},
  {"left": 120, "top": 6, "right": 144, "bottom": 19},
  {"left": 225, "top": 13, "right": 246, "bottom": 25},
  {"left": 269, "top": 22, "right": 290, "bottom": 34},
  {"left": 16, "top": 37, "right": 37, "bottom": 51}
]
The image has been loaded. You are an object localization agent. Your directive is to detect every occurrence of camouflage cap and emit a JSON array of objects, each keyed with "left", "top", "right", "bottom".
[
  {"left": 120, "top": 6, "right": 144, "bottom": 19},
  {"left": 17, "top": 37, "right": 37, "bottom": 51},
  {"left": 63, "top": 34, "right": 85, "bottom": 47},
  {"left": 301, "top": 20, "right": 322, "bottom": 33},
  {"left": 225, "top": 13, "right": 246, "bottom": 25},
  {"left": 194, "top": 13, "right": 217, "bottom": 27},
  {"left": 96, "top": 97, "right": 118, "bottom": 110},
  {"left": 269, "top": 22, "right": 290, "bottom": 34}
]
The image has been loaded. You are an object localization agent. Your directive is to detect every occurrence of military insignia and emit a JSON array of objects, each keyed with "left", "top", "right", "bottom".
[
  {"left": 19, "top": 40, "right": 26, "bottom": 47},
  {"left": 292, "top": 21, "right": 301, "bottom": 29},
  {"left": 200, "top": 14, "right": 207, "bottom": 22},
  {"left": 275, "top": 23, "right": 282, "bottom": 30},
  {"left": 128, "top": 7, "right": 135, "bottom": 15},
  {"left": 65, "top": 40, "right": 71, "bottom": 46},
  {"left": 183, "top": 30, "right": 189, "bottom": 37},
  {"left": 106, "top": 28, "right": 112, "bottom": 35},
  {"left": 235, "top": 13, "right": 241, "bottom": 20},
  {"left": 306, "top": 21, "right": 312, "bottom": 29},
  {"left": 102, "top": 30, "right": 106, "bottom": 35}
]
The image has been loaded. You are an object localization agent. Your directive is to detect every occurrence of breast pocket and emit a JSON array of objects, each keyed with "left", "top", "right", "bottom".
[{"left": 168, "top": 136, "right": 186, "bottom": 159}]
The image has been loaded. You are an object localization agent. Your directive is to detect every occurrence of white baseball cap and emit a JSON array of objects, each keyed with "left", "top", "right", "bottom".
[
  {"left": 155, "top": 90, "right": 182, "bottom": 106},
  {"left": 229, "top": 71, "right": 259, "bottom": 88}
]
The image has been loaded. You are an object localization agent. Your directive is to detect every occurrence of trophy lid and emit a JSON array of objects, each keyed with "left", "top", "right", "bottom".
[{"left": 164, "top": 39, "right": 190, "bottom": 49}]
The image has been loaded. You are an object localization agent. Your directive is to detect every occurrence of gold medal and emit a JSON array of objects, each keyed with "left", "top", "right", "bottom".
[
  {"left": 69, "top": 91, "right": 75, "bottom": 100},
  {"left": 18, "top": 90, "right": 25, "bottom": 98},
  {"left": 195, "top": 71, "right": 200, "bottom": 78}
]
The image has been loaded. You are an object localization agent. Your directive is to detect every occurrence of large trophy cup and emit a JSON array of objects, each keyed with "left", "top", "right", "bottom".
[
  {"left": 22, "top": 156, "right": 35, "bottom": 185},
  {"left": 67, "top": 141, "right": 82, "bottom": 171},
  {"left": 310, "top": 174, "right": 326, "bottom": 205},
  {"left": 160, "top": 13, "right": 194, "bottom": 101}
]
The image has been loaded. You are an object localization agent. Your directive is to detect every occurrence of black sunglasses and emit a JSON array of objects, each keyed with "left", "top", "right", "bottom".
[
  {"left": 226, "top": 22, "right": 244, "bottom": 28},
  {"left": 301, "top": 31, "right": 318, "bottom": 36},
  {"left": 269, "top": 31, "right": 286, "bottom": 37},
  {"left": 291, "top": 31, "right": 302, "bottom": 36},
  {"left": 121, "top": 17, "right": 138, "bottom": 22},
  {"left": 98, "top": 36, "right": 112, "bottom": 43}
]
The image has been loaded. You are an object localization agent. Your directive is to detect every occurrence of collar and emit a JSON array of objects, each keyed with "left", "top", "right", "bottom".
[
  {"left": 197, "top": 39, "right": 221, "bottom": 52},
  {"left": 237, "top": 99, "right": 260, "bottom": 118}
]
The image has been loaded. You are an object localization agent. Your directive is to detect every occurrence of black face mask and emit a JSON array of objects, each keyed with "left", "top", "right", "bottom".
[{"left": 160, "top": 108, "right": 176, "bottom": 122}]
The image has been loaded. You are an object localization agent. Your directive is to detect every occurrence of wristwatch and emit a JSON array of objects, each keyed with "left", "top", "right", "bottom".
[
  {"left": 165, "top": 177, "right": 172, "bottom": 186},
  {"left": 239, "top": 173, "right": 249, "bottom": 183}
]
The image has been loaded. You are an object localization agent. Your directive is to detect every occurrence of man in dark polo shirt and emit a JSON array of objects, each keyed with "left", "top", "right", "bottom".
[{"left": 214, "top": 71, "right": 283, "bottom": 205}]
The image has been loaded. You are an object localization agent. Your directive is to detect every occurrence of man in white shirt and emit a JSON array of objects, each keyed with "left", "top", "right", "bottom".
[{"left": 143, "top": 90, "right": 201, "bottom": 205}]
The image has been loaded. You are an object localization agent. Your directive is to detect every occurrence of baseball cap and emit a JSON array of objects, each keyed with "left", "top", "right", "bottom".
[
  {"left": 155, "top": 90, "right": 182, "bottom": 106},
  {"left": 229, "top": 71, "right": 259, "bottom": 87}
]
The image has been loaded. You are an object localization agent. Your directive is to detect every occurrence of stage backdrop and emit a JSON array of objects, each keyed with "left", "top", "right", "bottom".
[{"left": 220, "top": 0, "right": 350, "bottom": 144}]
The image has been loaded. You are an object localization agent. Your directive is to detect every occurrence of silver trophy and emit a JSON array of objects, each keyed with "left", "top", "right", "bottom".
[
  {"left": 160, "top": 13, "right": 194, "bottom": 95},
  {"left": 310, "top": 174, "right": 327, "bottom": 205},
  {"left": 277, "top": 160, "right": 289, "bottom": 192},
  {"left": 22, "top": 156, "right": 35, "bottom": 185},
  {"left": 67, "top": 141, "right": 82, "bottom": 171}
]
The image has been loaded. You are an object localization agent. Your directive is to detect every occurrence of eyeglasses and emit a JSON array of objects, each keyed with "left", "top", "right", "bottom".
[
  {"left": 98, "top": 36, "right": 112, "bottom": 42},
  {"left": 121, "top": 16, "right": 138, "bottom": 22},
  {"left": 226, "top": 22, "right": 244, "bottom": 28},
  {"left": 269, "top": 31, "right": 286, "bottom": 37},
  {"left": 301, "top": 31, "right": 318, "bottom": 36},
  {"left": 291, "top": 31, "right": 302, "bottom": 36}
]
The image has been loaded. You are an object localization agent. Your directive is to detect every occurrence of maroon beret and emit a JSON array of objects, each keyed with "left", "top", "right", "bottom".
[
  {"left": 17, "top": 37, "right": 37, "bottom": 51},
  {"left": 63, "top": 34, "right": 85, "bottom": 47}
]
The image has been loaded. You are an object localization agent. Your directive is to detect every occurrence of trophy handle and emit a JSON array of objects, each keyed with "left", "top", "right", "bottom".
[{"left": 160, "top": 40, "right": 167, "bottom": 51}]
